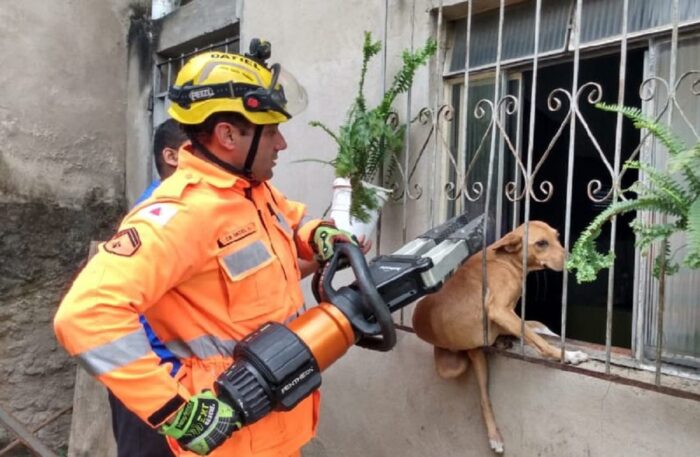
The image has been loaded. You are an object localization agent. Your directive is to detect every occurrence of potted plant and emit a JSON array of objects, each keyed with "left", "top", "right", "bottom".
[
  {"left": 567, "top": 103, "right": 700, "bottom": 283},
  {"left": 306, "top": 31, "right": 436, "bottom": 238}
]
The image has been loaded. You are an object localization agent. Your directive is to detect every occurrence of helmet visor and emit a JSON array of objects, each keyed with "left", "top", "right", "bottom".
[{"left": 268, "top": 64, "right": 308, "bottom": 117}]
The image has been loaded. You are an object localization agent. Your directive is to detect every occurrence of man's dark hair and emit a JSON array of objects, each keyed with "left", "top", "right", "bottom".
[
  {"left": 180, "top": 112, "right": 253, "bottom": 145},
  {"left": 153, "top": 119, "right": 188, "bottom": 177}
]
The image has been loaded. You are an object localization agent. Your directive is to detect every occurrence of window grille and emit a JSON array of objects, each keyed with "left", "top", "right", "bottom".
[{"left": 379, "top": 0, "right": 700, "bottom": 395}]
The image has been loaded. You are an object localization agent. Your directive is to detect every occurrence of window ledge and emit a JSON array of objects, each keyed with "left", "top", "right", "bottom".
[{"left": 487, "top": 335, "right": 700, "bottom": 401}]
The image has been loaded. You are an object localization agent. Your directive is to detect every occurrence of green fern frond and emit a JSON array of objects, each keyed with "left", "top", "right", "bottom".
[
  {"left": 568, "top": 197, "right": 686, "bottom": 282},
  {"left": 356, "top": 32, "right": 382, "bottom": 114},
  {"left": 308, "top": 120, "right": 341, "bottom": 145},
  {"left": 625, "top": 160, "right": 693, "bottom": 209},
  {"left": 596, "top": 103, "right": 687, "bottom": 156},
  {"left": 687, "top": 199, "right": 700, "bottom": 268},
  {"left": 570, "top": 103, "right": 700, "bottom": 283},
  {"left": 307, "top": 32, "right": 435, "bottom": 221}
]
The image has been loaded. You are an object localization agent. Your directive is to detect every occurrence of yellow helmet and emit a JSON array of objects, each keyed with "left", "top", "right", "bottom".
[{"left": 167, "top": 51, "right": 307, "bottom": 125}]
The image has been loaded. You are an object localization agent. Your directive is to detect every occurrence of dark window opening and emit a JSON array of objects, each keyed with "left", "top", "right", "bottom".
[{"left": 517, "top": 49, "right": 645, "bottom": 348}]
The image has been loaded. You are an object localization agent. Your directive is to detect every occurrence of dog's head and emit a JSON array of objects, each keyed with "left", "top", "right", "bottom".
[{"left": 490, "top": 221, "right": 566, "bottom": 271}]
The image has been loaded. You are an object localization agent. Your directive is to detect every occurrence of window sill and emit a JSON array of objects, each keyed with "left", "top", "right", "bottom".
[{"left": 486, "top": 334, "right": 700, "bottom": 401}]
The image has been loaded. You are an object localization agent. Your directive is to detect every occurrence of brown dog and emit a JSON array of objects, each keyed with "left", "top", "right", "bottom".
[{"left": 412, "top": 221, "right": 588, "bottom": 454}]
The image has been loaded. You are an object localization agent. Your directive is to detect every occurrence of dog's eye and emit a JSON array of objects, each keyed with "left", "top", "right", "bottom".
[{"left": 535, "top": 239, "right": 549, "bottom": 248}]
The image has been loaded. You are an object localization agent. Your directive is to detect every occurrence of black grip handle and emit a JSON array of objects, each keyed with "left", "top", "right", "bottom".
[{"left": 312, "top": 243, "right": 396, "bottom": 352}]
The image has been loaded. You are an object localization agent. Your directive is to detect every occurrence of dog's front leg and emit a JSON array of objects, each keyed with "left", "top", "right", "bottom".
[{"left": 489, "top": 309, "right": 588, "bottom": 364}]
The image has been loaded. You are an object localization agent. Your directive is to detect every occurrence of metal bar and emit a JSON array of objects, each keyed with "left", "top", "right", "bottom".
[
  {"left": 458, "top": 2, "right": 473, "bottom": 218},
  {"left": 429, "top": 0, "right": 444, "bottom": 229},
  {"left": 560, "top": 0, "right": 583, "bottom": 362},
  {"left": 520, "top": 0, "right": 543, "bottom": 354},
  {"left": 604, "top": 0, "right": 630, "bottom": 375},
  {"left": 0, "top": 406, "right": 58, "bottom": 457},
  {"left": 400, "top": 0, "right": 417, "bottom": 326},
  {"left": 483, "top": 346, "right": 700, "bottom": 403},
  {"left": 0, "top": 406, "right": 72, "bottom": 456},
  {"left": 481, "top": 0, "right": 506, "bottom": 348},
  {"left": 375, "top": 0, "right": 389, "bottom": 259},
  {"left": 396, "top": 322, "right": 700, "bottom": 401},
  {"left": 655, "top": 0, "right": 681, "bottom": 386},
  {"left": 511, "top": 75, "right": 523, "bottom": 230}
]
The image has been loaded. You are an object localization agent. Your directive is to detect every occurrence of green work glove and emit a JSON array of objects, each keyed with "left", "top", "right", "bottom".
[
  {"left": 161, "top": 390, "right": 241, "bottom": 456},
  {"left": 312, "top": 222, "right": 358, "bottom": 263}
]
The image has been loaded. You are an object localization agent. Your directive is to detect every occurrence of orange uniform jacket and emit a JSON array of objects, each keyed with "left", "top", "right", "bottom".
[{"left": 54, "top": 148, "right": 322, "bottom": 456}]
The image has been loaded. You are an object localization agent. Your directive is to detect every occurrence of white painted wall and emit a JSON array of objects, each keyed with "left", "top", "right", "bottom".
[{"left": 241, "top": 1, "right": 700, "bottom": 456}]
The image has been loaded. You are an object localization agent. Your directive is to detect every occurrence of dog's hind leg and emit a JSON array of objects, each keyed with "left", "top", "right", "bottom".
[
  {"left": 434, "top": 347, "right": 469, "bottom": 379},
  {"left": 466, "top": 348, "right": 504, "bottom": 454}
]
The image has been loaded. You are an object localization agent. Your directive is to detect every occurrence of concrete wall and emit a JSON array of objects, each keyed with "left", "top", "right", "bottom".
[
  {"left": 241, "top": 1, "right": 700, "bottom": 456},
  {"left": 0, "top": 1, "right": 147, "bottom": 453},
  {"left": 310, "top": 332, "right": 700, "bottom": 457}
]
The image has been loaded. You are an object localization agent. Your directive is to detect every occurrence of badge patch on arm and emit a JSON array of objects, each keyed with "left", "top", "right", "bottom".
[{"left": 104, "top": 228, "right": 141, "bottom": 257}]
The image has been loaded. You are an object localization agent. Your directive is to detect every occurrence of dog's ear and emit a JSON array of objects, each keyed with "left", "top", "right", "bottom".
[{"left": 491, "top": 231, "right": 522, "bottom": 253}]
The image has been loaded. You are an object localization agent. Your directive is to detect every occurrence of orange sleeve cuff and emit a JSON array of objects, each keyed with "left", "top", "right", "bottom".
[{"left": 295, "top": 218, "right": 323, "bottom": 261}]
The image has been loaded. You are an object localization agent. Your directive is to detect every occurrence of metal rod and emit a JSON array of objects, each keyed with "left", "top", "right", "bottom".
[
  {"left": 429, "top": 0, "right": 444, "bottom": 229},
  {"left": 457, "top": 1, "right": 473, "bottom": 219},
  {"left": 655, "top": 0, "right": 680, "bottom": 386},
  {"left": 560, "top": 0, "right": 583, "bottom": 362},
  {"left": 520, "top": 0, "right": 543, "bottom": 354},
  {"left": 605, "top": 0, "right": 630, "bottom": 374},
  {"left": 375, "top": 0, "right": 389, "bottom": 259},
  {"left": 0, "top": 406, "right": 58, "bottom": 457},
  {"left": 482, "top": 0, "right": 506, "bottom": 348},
  {"left": 400, "top": 0, "right": 417, "bottom": 326},
  {"left": 0, "top": 406, "right": 72, "bottom": 456}
]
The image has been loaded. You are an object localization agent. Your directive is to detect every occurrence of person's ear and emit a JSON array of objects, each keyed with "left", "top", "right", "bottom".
[
  {"left": 214, "top": 122, "right": 238, "bottom": 149},
  {"left": 162, "top": 147, "right": 178, "bottom": 168}
]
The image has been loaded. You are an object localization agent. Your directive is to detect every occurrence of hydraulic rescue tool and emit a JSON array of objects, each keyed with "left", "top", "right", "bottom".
[{"left": 214, "top": 213, "right": 486, "bottom": 428}]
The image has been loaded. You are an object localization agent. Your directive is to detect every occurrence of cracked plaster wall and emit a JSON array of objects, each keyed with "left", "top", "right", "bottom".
[{"left": 0, "top": 0, "right": 148, "bottom": 453}]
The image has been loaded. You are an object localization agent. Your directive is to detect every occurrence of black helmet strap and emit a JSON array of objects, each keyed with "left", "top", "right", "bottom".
[{"left": 244, "top": 125, "right": 264, "bottom": 175}]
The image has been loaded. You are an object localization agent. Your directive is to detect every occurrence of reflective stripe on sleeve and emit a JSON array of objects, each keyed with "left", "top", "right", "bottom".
[
  {"left": 165, "top": 335, "right": 238, "bottom": 359},
  {"left": 77, "top": 329, "right": 152, "bottom": 376},
  {"left": 221, "top": 240, "right": 271, "bottom": 277}
]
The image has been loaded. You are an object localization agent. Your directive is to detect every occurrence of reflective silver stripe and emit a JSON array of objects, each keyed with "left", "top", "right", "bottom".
[
  {"left": 274, "top": 210, "right": 293, "bottom": 236},
  {"left": 165, "top": 335, "right": 238, "bottom": 359},
  {"left": 222, "top": 240, "right": 271, "bottom": 277},
  {"left": 78, "top": 329, "right": 152, "bottom": 376}
]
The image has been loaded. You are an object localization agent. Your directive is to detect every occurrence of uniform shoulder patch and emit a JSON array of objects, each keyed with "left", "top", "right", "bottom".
[{"left": 104, "top": 228, "right": 141, "bottom": 257}]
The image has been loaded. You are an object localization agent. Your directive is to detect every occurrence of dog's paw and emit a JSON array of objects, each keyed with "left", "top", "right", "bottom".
[
  {"left": 490, "top": 439, "right": 505, "bottom": 454},
  {"left": 564, "top": 350, "right": 588, "bottom": 365}
]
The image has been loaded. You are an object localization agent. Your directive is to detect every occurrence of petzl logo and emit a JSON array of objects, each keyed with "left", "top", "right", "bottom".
[{"left": 189, "top": 87, "right": 215, "bottom": 101}]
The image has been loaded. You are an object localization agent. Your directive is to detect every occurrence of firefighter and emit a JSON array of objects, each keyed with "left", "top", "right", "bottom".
[{"left": 54, "top": 47, "right": 363, "bottom": 456}]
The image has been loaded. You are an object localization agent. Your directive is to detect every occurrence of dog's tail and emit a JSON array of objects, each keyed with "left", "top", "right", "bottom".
[{"left": 525, "top": 320, "right": 559, "bottom": 337}]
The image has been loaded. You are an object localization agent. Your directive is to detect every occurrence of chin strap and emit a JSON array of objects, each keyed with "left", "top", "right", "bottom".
[{"left": 190, "top": 125, "right": 264, "bottom": 181}]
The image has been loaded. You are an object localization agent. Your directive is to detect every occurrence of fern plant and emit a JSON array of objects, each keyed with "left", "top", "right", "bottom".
[
  {"left": 567, "top": 103, "right": 700, "bottom": 283},
  {"left": 307, "top": 32, "right": 437, "bottom": 222}
]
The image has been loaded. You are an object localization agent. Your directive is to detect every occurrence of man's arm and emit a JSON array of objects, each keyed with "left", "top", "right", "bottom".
[{"left": 54, "top": 201, "right": 200, "bottom": 428}]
